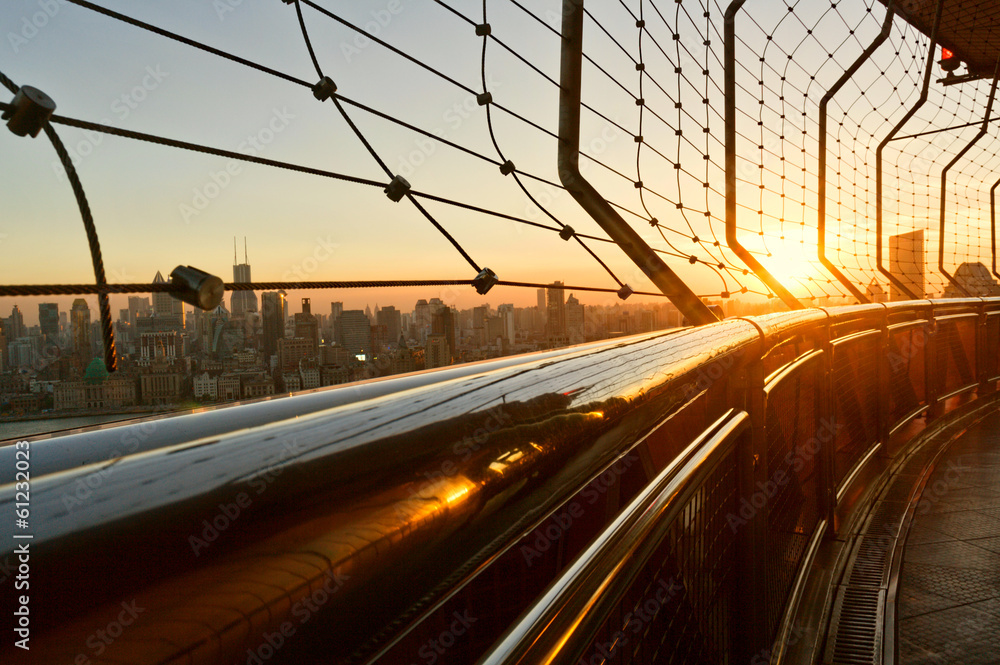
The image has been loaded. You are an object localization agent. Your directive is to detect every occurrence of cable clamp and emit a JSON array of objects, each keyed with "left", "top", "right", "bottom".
[
  {"left": 473, "top": 267, "right": 498, "bottom": 295},
  {"left": 559, "top": 226, "right": 574, "bottom": 240},
  {"left": 617, "top": 284, "right": 634, "bottom": 300},
  {"left": 169, "top": 266, "right": 224, "bottom": 310},
  {"left": 477, "top": 92, "right": 493, "bottom": 106},
  {"left": 3, "top": 86, "right": 56, "bottom": 138},
  {"left": 499, "top": 160, "right": 515, "bottom": 175},
  {"left": 476, "top": 23, "right": 492, "bottom": 36},
  {"left": 312, "top": 76, "right": 338, "bottom": 101},
  {"left": 384, "top": 175, "right": 411, "bottom": 202}
]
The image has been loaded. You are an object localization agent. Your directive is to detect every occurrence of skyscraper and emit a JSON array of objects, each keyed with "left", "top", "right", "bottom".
[
  {"left": 431, "top": 307, "right": 456, "bottom": 363},
  {"left": 566, "top": 294, "right": 585, "bottom": 343},
  {"left": 889, "top": 230, "right": 924, "bottom": 301},
  {"left": 294, "top": 298, "right": 320, "bottom": 356},
  {"left": 376, "top": 306, "right": 402, "bottom": 346},
  {"left": 71, "top": 299, "right": 92, "bottom": 358},
  {"left": 151, "top": 271, "right": 185, "bottom": 332},
  {"left": 546, "top": 281, "right": 567, "bottom": 338},
  {"left": 38, "top": 303, "right": 59, "bottom": 337},
  {"left": 340, "top": 310, "right": 372, "bottom": 356},
  {"left": 7, "top": 305, "right": 25, "bottom": 340},
  {"left": 128, "top": 296, "right": 151, "bottom": 326},
  {"left": 230, "top": 238, "right": 258, "bottom": 318},
  {"left": 261, "top": 291, "right": 287, "bottom": 362}
]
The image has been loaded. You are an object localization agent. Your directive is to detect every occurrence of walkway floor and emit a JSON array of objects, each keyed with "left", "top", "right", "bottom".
[{"left": 898, "top": 410, "right": 1000, "bottom": 664}]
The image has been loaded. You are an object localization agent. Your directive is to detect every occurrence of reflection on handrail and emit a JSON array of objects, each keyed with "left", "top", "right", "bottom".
[{"left": 480, "top": 411, "right": 748, "bottom": 665}]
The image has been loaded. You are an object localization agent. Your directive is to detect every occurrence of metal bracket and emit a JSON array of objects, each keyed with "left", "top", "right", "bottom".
[
  {"left": 724, "top": 1, "right": 803, "bottom": 310},
  {"left": 939, "top": 58, "right": 1000, "bottom": 296},
  {"left": 876, "top": 0, "right": 945, "bottom": 300},
  {"left": 818, "top": 4, "right": 896, "bottom": 303},
  {"left": 557, "top": 0, "right": 718, "bottom": 325}
]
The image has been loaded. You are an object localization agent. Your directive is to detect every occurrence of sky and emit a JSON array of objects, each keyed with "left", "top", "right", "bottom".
[{"left": 2, "top": 0, "right": 997, "bottom": 326}]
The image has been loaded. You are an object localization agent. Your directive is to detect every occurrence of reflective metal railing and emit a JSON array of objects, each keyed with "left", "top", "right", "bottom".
[{"left": 1, "top": 299, "right": 997, "bottom": 664}]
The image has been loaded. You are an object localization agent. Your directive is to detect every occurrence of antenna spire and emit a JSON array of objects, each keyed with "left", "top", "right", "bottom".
[
  {"left": 233, "top": 237, "right": 237, "bottom": 265},
  {"left": 244, "top": 237, "right": 248, "bottom": 264}
]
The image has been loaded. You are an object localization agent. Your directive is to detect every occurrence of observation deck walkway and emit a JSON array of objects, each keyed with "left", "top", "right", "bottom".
[{"left": 896, "top": 411, "right": 1000, "bottom": 665}]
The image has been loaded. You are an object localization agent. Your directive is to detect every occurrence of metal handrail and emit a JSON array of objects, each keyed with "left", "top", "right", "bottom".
[
  {"left": 479, "top": 411, "right": 749, "bottom": 665},
  {"left": 1, "top": 299, "right": 995, "bottom": 664}
]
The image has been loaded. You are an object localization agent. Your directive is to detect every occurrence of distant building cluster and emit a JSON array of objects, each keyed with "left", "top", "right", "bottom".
[{"left": 0, "top": 248, "right": 784, "bottom": 418}]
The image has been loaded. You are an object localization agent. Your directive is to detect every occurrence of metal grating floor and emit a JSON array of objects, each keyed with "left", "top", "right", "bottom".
[{"left": 897, "top": 410, "right": 1000, "bottom": 665}]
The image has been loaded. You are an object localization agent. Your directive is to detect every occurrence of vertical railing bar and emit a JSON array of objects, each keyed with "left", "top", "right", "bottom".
[
  {"left": 817, "top": 4, "right": 896, "bottom": 303},
  {"left": 724, "top": 0, "right": 804, "bottom": 310},
  {"left": 556, "top": 0, "right": 719, "bottom": 326},
  {"left": 938, "top": 58, "right": 1000, "bottom": 296},
  {"left": 875, "top": 0, "right": 945, "bottom": 300},
  {"left": 992, "top": 177, "right": 1000, "bottom": 280}
]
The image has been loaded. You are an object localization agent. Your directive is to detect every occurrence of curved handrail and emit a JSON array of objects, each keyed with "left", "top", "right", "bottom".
[
  {"left": 479, "top": 411, "right": 749, "bottom": 665},
  {"left": 0, "top": 299, "right": 994, "bottom": 664}
]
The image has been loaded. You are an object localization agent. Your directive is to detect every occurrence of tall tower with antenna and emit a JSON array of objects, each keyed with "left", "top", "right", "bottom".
[{"left": 230, "top": 237, "right": 258, "bottom": 318}]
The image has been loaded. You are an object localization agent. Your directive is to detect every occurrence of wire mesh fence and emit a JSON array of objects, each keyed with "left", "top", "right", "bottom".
[{"left": 4, "top": 0, "right": 1000, "bottom": 362}]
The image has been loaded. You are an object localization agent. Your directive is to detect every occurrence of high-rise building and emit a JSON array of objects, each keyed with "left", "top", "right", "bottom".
[
  {"left": 431, "top": 307, "right": 456, "bottom": 362},
  {"left": 376, "top": 306, "right": 402, "bottom": 347},
  {"left": 151, "top": 271, "right": 185, "bottom": 331},
  {"left": 261, "top": 292, "right": 286, "bottom": 361},
  {"left": 497, "top": 304, "right": 516, "bottom": 346},
  {"left": 7, "top": 305, "right": 25, "bottom": 340},
  {"left": 70, "top": 299, "right": 92, "bottom": 358},
  {"left": 889, "top": 230, "right": 924, "bottom": 301},
  {"left": 566, "top": 294, "right": 585, "bottom": 343},
  {"left": 414, "top": 299, "right": 431, "bottom": 343},
  {"left": 944, "top": 262, "right": 1000, "bottom": 297},
  {"left": 230, "top": 238, "right": 258, "bottom": 318},
  {"left": 340, "top": 310, "right": 372, "bottom": 356},
  {"left": 128, "top": 296, "right": 151, "bottom": 326},
  {"left": 294, "top": 298, "right": 320, "bottom": 355},
  {"left": 38, "top": 303, "right": 59, "bottom": 337},
  {"left": 546, "top": 282, "right": 567, "bottom": 338},
  {"left": 425, "top": 334, "right": 450, "bottom": 369}
]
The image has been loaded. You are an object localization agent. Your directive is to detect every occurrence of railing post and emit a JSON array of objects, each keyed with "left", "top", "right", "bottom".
[
  {"left": 556, "top": 0, "right": 718, "bottom": 325},
  {"left": 927, "top": 309, "right": 942, "bottom": 420},
  {"left": 818, "top": 316, "right": 837, "bottom": 535},
  {"left": 817, "top": 5, "right": 895, "bottom": 302},
  {"left": 978, "top": 300, "right": 990, "bottom": 394},
  {"left": 724, "top": 0, "right": 803, "bottom": 310},
  {"left": 877, "top": 305, "right": 893, "bottom": 458},
  {"left": 939, "top": 65, "right": 1000, "bottom": 296},
  {"left": 876, "top": 0, "right": 945, "bottom": 299},
  {"left": 736, "top": 346, "right": 769, "bottom": 661}
]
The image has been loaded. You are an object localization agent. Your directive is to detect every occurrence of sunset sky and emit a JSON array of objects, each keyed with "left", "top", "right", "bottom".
[{"left": 2, "top": 0, "right": 996, "bottom": 325}]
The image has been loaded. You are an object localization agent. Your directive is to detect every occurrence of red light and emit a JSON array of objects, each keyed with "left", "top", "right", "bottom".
[{"left": 942, "top": 48, "right": 955, "bottom": 60}]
